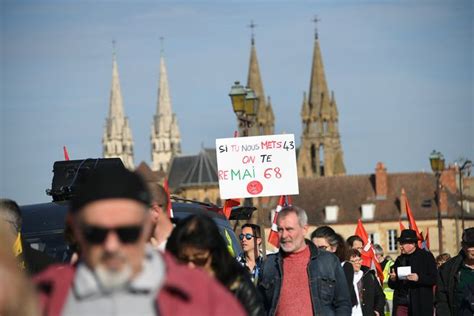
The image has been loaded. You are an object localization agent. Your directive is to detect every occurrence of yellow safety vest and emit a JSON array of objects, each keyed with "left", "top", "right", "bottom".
[{"left": 382, "top": 259, "right": 394, "bottom": 301}]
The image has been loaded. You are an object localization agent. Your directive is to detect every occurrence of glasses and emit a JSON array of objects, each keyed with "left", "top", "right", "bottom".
[
  {"left": 177, "top": 253, "right": 211, "bottom": 267},
  {"left": 80, "top": 223, "right": 143, "bottom": 244},
  {"left": 350, "top": 258, "right": 362, "bottom": 263},
  {"left": 239, "top": 233, "right": 255, "bottom": 241}
]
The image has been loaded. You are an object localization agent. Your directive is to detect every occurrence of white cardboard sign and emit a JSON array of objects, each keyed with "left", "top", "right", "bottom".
[{"left": 216, "top": 134, "right": 299, "bottom": 199}]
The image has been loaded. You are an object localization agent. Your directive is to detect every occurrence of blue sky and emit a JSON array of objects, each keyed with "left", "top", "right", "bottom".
[{"left": 1, "top": 0, "right": 472, "bottom": 204}]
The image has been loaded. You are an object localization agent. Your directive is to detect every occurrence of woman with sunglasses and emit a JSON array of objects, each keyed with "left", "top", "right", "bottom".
[
  {"left": 166, "top": 214, "right": 265, "bottom": 316},
  {"left": 236, "top": 223, "right": 264, "bottom": 285}
]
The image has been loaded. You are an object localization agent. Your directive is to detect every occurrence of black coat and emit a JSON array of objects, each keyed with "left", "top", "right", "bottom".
[
  {"left": 342, "top": 261, "right": 358, "bottom": 306},
  {"left": 229, "top": 262, "right": 265, "bottom": 316},
  {"left": 355, "top": 270, "right": 386, "bottom": 316},
  {"left": 388, "top": 247, "right": 437, "bottom": 316},
  {"left": 21, "top": 240, "right": 57, "bottom": 276},
  {"left": 435, "top": 251, "right": 474, "bottom": 316}
]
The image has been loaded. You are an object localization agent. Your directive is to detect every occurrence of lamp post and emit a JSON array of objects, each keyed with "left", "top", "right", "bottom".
[
  {"left": 229, "top": 81, "right": 258, "bottom": 137},
  {"left": 429, "top": 150, "right": 445, "bottom": 254},
  {"left": 459, "top": 160, "right": 472, "bottom": 231},
  {"left": 229, "top": 81, "right": 259, "bottom": 211}
]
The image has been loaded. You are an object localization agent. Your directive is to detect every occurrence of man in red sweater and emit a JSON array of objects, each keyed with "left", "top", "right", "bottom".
[
  {"left": 34, "top": 168, "right": 245, "bottom": 316},
  {"left": 258, "top": 206, "right": 351, "bottom": 315}
]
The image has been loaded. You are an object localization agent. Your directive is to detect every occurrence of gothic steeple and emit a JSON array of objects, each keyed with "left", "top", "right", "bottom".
[
  {"left": 102, "top": 42, "right": 135, "bottom": 169},
  {"left": 246, "top": 21, "right": 274, "bottom": 136},
  {"left": 151, "top": 41, "right": 182, "bottom": 172},
  {"left": 297, "top": 18, "right": 346, "bottom": 178}
]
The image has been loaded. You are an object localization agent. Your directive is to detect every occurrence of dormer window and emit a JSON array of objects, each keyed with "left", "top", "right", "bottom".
[
  {"left": 325, "top": 205, "right": 339, "bottom": 222},
  {"left": 361, "top": 203, "right": 375, "bottom": 221}
]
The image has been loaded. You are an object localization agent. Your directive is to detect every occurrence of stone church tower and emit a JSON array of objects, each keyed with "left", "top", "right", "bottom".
[
  {"left": 297, "top": 23, "right": 346, "bottom": 178},
  {"left": 246, "top": 28, "right": 274, "bottom": 136},
  {"left": 102, "top": 46, "right": 135, "bottom": 169},
  {"left": 150, "top": 50, "right": 181, "bottom": 172}
]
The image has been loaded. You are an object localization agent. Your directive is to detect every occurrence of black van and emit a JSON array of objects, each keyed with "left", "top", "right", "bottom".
[{"left": 20, "top": 158, "right": 253, "bottom": 262}]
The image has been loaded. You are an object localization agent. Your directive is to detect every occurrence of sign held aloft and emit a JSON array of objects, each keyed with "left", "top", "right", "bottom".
[{"left": 216, "top": 134, "right": 299, "bottom": 199}]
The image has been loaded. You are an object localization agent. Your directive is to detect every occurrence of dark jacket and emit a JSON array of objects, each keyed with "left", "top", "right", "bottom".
[
  {"left": 33, "top": 252, "right": 246, "bottom": 316},
  {"left": 229, "top": 262, "right": 265, "bottom": 316},
  {"left": 388, "top": 247, "right": 437, "bottom": 316},
  {"left": 22, "top": 240, "right": 57, "bottom": 276},
  {"left": 355, "top": 269, "right": 386, "bottom": 316},
  {"left": 435, "top": 250, "right": 474, "bottom": 316},
  {"left": 342, "top": 261, "right": 358, "bottom": 306},
  {"left": 257, "top": 241, "right": 352, "bottom": 316}
]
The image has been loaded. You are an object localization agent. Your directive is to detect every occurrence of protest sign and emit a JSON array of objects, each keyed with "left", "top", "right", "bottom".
[{"left": 216, "top": 134, "right": 299, "bottom": 199}]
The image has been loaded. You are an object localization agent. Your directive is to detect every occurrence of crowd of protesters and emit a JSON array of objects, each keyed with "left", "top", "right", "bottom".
[{"left": 0, "top": 168, "right": 473, "bottom": 316}]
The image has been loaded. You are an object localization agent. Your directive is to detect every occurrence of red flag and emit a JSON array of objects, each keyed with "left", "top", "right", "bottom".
[
  {"left": 163, "top": 178, "right": 173, "bottom": 218},
  {"left": 222, "top": 198, "right": 240, "bottom": 220},
  {"left": 355, "top": 219, "right": 369, "bottom": 244},
  {"left": 403, "top": 189, "right": 422, "bottom": 247},
  {"left": 354, "top": 219, "right": 384, "bottom": 283},
  {"left": 63, "top": 146, "right": 70, "bottom": 161},
  {"left": 268, "top": 195, "right": 291, "bottom": 248}
]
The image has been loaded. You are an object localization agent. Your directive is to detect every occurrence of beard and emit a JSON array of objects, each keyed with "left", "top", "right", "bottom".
[{"left": 93, "top": 252, "right": 133, "bottom": 293}]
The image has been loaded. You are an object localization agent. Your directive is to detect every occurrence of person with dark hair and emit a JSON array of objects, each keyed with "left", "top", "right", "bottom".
[
  {"left": 435, "top": 227, "right": 474, "bottom": 315},
  {"left": 33, "top": 168, "right": 245, "bottom": 316},
  {"left": 388, "top": 229, "right": 437, "bottom": 316},
  {"left": 312, "top": 225, "right": 358, "bottom": 307},
  {"left": 166, "top": 214, "right": 264, "bottom": 316},
  {"left": 236, "top": 223, "right": 264, "bottom": 284},
  {"left": 347, "top": 235, "right": 365, "bottom": 252},
  {"left": 258, "top": 206, "right": 351, "bottom": 315},
  {"left": 0, "top": 198, "right": 56, "bottom": 275},
  {"left": 348, "top": 249, "right": 385, "bottom": 316}
]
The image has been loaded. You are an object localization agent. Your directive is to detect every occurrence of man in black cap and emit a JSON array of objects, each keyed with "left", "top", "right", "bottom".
[
  {"left": 33, "top": 168, "right": 245, "bottom": 316},
  {"left": 435, "top": 227, "right": 474, "bottom": 315},
  {"left": 388, "top": 229, "right": 437, "bottom": 316}
]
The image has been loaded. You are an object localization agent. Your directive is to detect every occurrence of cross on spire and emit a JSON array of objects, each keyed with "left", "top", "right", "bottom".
[
  {"left": 248, "top": 20, "right": 257, "bottom": 45},
  {"left": 312, "top": 15, "right": 320, "bottom": 39},
  {"left": 160, "top": 36, "right": 165, "bottom": 55}
]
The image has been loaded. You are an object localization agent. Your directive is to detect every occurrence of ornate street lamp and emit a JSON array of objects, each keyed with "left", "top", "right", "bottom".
[
  {"left": 229, "top": 81, "right": 258, "bottom": 136},
  {"left": 429, "top": 150, "right": 445, "bottom": 254}
]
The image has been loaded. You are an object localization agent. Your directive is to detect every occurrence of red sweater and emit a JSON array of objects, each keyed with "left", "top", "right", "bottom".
[
  {"left": 33, "top": 252, "right": 245, "bottom": 316},
  {"left": 276, "top": 245, "right": 313, "bottom": 316}
]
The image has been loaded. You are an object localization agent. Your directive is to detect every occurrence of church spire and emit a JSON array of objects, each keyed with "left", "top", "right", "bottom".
[
  {"left": 103, "top": 41, "right": 135, "bottom": 170},
  {"left": 297, "top": 18, "right": 346, "bottom": 178},
  {"left": 151, "top": 39, "right": 182, "bottom": 172},
  {"left": 246, "top": 20, "right": 274, "bottom": 136}
]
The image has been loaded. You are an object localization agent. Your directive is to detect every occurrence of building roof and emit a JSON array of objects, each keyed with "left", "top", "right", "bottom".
[
  {"left": 135, "top": 161, "right": 165, "bottom": 183},
  {"left": 168, "top": 148, "right": 218, "bottom": 191},
  {"left": 291, "top": 171, "right": 464, "bottom": 226}
]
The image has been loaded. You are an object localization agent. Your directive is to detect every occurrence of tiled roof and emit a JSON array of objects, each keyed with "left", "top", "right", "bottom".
[
  {"left": 291, "top": 172, "right": 464, "bottom": 226},
  {"left": 168, "top": 149, "right": 218, "bottom": 190}
]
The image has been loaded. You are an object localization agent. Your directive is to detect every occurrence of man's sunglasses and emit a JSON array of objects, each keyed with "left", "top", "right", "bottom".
[
  {"left": 80, "top": 224, "right": 143, "bottom": 244},
  {"left": 239, "top": 233, "right": 256, "bottom": 241}
]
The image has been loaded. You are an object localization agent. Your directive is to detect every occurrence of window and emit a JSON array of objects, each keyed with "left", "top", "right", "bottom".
[
  {"left": 361, "top": 203, "right": 375, "bottom": 220},
  {"left": 388, "top": 229, "right": 398, "bottom": 252},
  {"left": 368, "top": 232, "right": 379, "bottom": 245},
  {"left": 325, "top": 205, "right": 339, "bottom": 222}
]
